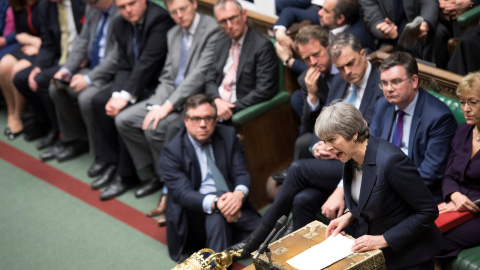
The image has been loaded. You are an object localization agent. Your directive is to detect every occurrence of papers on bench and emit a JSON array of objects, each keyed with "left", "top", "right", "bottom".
[{"left": 287, "top": 234, "right": 354, "bottom": 270}]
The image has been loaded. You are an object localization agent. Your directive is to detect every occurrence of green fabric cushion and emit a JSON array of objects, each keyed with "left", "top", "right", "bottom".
[
  {"left": 427, "top": 90, "right": 465, "bottom": 125},
  {"left": 457, "top": 5, "right": 480, "bottom": 27}
]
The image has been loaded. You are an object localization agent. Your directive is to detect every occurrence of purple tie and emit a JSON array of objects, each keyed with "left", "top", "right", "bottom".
[{"left": 392, "top": 110, "right": 405, "bottom": 147}]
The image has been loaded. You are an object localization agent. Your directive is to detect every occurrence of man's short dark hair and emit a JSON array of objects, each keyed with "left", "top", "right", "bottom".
[
  {"left": 294, "top": 25, "right": 329, "bottom": 52},
  {"left": 379, "top": 51, "right": 418, "bottom": 78},
  {"left": 333, "top": 0, "right": 359, "bottom": 26},
  {"left": 183, "top": 94, "right": 217, "bottom": 118},
  {"left": 328, "top": 32, "right": 362, "bottom": 60}
]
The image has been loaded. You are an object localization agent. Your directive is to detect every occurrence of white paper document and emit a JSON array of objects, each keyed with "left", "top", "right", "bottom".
[{"left": 286, "top": 234, "right": 354, "bottom": 270}]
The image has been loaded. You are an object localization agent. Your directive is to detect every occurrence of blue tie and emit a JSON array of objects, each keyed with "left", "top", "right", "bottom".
[
  {"left": 392, "top": 110, "right": 405, "bottom": 147},
  {"left": 133, "top": 24, "right": 142, "bottom": 64},
  {"left": 346, "top": 84, "right": 358, "bottom": 105},
  {"left": 174, "top": 33, "right": 190, "bottom": 88},
  {"left": 90, "top": 12, "right": 109, "bottom": 68},
  {"left": 204, "top": 145, "right": 230, "bottom": 192}
]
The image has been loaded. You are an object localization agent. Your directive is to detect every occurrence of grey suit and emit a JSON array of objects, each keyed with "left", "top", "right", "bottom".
[
  {"left": 49, "top": 5, "right": 120, "bottom": 150},
  {"left": 116, "top": 13, "right": 221, "bottom": 177}
]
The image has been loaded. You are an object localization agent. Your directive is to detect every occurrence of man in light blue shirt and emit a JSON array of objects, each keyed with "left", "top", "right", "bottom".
[{"left": 160, "top": 94, "right": 261, "bottom": 262}]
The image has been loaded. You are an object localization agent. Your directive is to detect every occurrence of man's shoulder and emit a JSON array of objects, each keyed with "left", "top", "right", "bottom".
[{"left": 418, "top": 88, "right": 454, "bottom": 116}]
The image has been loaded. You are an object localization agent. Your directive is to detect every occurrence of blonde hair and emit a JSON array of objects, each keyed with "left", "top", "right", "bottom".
[{"left": 457, "top": 71, "right": 480, "bottom": 98}]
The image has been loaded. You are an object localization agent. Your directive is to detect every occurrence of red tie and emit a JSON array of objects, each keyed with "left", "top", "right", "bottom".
[{"left": 220, "top": 42, "right": 240, "bottom": 102}]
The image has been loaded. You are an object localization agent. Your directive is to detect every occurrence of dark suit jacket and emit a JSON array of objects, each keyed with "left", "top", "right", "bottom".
[
  {"left": 34, "top": 0, "right": 85, "bottom": 69},
  {"left": 110, "top": 1, "right": 174, "bottom": 100},
  {"left": 370, "top": 88, "right": 457, "bottom": 189},
  {"left": 205, "top": 27, "right": 278, "bottom": 113},
  {"left": 344, "top": 136, "right": 442, "bottom": 269},
  {"left": 359, "top": 0, "right": 438, "bottom": 40},
  {"left": 274, "top": 7, "right": 376, "bottom": 52},
  {"left": 161, "top": 125, "right": 253, "bottom": 261}
]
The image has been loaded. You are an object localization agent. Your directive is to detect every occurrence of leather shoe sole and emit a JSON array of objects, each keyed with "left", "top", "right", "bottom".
[
  {"left": 135, "top": 178, "right": 163, "bottom": 198},
  {"left": 157, "top": 216, "right": 166, "bottom": 227},
  {"left": 91, "top": 165, "right": 116, "bottom": 190},
  {"left": 146, "top": 194, "right": 168, "bottom": 217}
]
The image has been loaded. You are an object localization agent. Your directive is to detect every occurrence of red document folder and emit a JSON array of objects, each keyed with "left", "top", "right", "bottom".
[{"left": 435, "top": 210, "right": 476, "bottom": 233}]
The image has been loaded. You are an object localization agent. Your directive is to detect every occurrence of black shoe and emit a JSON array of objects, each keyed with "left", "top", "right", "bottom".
[
  {"left": 91, "top": 165, "right": 116, "bottom": 190},
  {"left": 39, "top": 142, "right": 64, "bottom": 162},
  {"left": 36, "top": 130, "right": 59, "bottom": 150},
  {"left": 88, "top": 160, "right": 108, "bottom": 178},
  {"left": 271, "top": 169, "right": 287, "bottom": 184},
  {"left": 6, "top": 129, "right": 23, "bottom": 140},
  {"left": 99, "top": 175, "right": 139, "bottom": 200},
  {"left": 226, "top": 223, "right": 270, "bottom": 260},
  {"left": 135, "top": 177, "right": 163, "bottom": 198},
  {"left": 4, "top": 127, "right": 10, "bottom": 135},
  {"left": 56, "top": 140, "right": 89, "bottom": 162}
]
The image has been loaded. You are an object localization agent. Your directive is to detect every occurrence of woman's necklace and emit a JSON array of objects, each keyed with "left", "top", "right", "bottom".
[{"left": 475, "top": 127, "right": 480, "bottom": 142}]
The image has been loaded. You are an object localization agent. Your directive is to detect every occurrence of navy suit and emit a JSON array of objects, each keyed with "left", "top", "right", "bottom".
[
  {"left": 370, "top": 88, "right": 457, "bottom": 203},
  {"left": 261, "top": 65, "right": 383, "bottom": 231},
  {"left": 161, "top": 125, "right": 261, "bottom": 261},
  {"left": 344, "top": 136, "right": 442, "bottom": 269},
  {"left": 14, "top": 0, "right": 85, "bottom": 132}
]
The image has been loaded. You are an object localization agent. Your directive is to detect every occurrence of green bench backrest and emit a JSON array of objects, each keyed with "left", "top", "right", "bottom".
[{"left": 427, "top": 90, "right": 466, "bottom": 125}]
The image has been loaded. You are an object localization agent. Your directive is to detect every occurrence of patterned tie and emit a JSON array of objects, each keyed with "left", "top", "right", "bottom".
[
  {"left": 174, "top": 32, "right": 190, "bottom": 88},
  {"left": 57, "top": 1, "right": 69, "bottom": 65},
  {"left": 346, "top": 84, "right": 358, "bottom": 106},
  {"left": 133, "top": 24, "right": 142, "bottom": 64},
  {"left": 220, "top": 41, "right": 240, "bottom": 102},
  {"left": 392, "top": 110, "right": 405, "bottom": 147},
  {"left": 204, "top": 145, "right": 230, "bottom": 192},
  {"left": 90, "top": 12, "right": 109, "bottom": 68}
]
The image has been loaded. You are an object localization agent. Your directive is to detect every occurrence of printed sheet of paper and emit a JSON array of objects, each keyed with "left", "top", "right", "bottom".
[{"left": 286, "top": 234, "right": 354, "bottom": 270}]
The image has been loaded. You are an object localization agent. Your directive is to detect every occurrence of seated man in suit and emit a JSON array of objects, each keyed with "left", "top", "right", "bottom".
[
  {"left": 115, "top": 0, "right": 221, "bottom": 203},
  {"left": 205, "top": 0, "right": 278, "bottom": 122},
  {"left": 275, "top": 0, "right": 376, "bottom": 119},
  {"left": 46, "top": 0, "right": 119, "bottom": 165},
  {"left": 89, "top": 0, "right": 175, "bottom": 200},
  {"left": 370, "top": 51, "right": 457, "bottom": 203},
  {"left": 230, "top": 32, "right": 383, "bottom": 259},
  {"left": 161, "top": 94, "right": 261, "bottom": 262},
  {"left": 13, "top": 0, "right": 85, "bottom": 151},
  {"left": 270, "top": 25, "right": 337, "bottom": 186}
]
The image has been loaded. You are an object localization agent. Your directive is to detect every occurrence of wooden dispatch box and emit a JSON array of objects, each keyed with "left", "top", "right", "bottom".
[{"left": 251, "top": 220, "right": 386, "bottom": 270}]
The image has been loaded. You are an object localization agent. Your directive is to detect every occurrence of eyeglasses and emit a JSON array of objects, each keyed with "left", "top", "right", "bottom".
[
  {"left": 379, "top": 76, "right": 412, "bottom": 90},
  {"left": 187, "top": 115, "right": 216, "bottom": 124},
  {"left": 460, "top": 99, "right": 480, "bottom": 108},
  {"left": 169, "top": 4, "right": 190, "bottom": 16},
  {"left": 218, "top": 13, "right": 241, "bottom": 27}
]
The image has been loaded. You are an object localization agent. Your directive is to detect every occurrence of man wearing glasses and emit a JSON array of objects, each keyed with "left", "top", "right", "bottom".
[
  {"left": 205, "top": 0, "right": 278, "bottom": 121},
  {"left": 160, "top": 94, "right": 261, "bottom": 262},
  {"left": 115, "top": 0, "right": 221, "bottom": 203},
  {"left": 370, "top": 51, "right": 457, "bottom": 203}
]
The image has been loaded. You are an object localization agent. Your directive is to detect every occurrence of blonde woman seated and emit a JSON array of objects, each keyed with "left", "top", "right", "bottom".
[
  {"left": 435, "top": 72, "right": 480, "bottom": 269},
  {"left": 0, "top": 0, "right": 41, "bottom": 140},
  {"left": 320, "top": 102, "right": 442, "bottom": 270}
]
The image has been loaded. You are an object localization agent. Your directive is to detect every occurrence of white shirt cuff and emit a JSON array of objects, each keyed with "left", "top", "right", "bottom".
[
  {"left": 203, "top": 194, "right": 217, "bottom": 214},
  {"left": 83, "top": 74, "right": 92, "bottom": 85},
  {"left": 235, "top": 185, "right": 249, "bottom": 198},
  {"left": 112, "top": 90, "right": 137, "bottom": 103},
  {"left": 307, "top": 97, "right": 319, "bottom": 111},
  {"left": 60, "top": 67, "right": 72, "bottom": 78},
  {"left": 337, "top": 179, "right": 344, "bottom": 188}
]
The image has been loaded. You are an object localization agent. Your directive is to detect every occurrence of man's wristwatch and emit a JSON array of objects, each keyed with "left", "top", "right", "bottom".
[
  {"left": 283, "top": 56, "right": 292, "bottom": 67},
  {"left": 213, "top": 196, "right": 219, "bottom": 212}
]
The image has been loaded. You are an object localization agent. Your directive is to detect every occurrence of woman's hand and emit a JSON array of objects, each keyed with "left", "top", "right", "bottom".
[
  {"left": 326, "top": 212, "right": 354, "bottom": 237},
  {"left": 438, "top": 201, "right": 457, "bottom": 214},
  {"left": 21, "top": 45, "right": 39, "bottom": 56},
  {"left": 351, "top": 235, "right": 388, "bottom": 253},
  {"left": 450, "top": 192, "right": 480, "bottom": 213}
]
